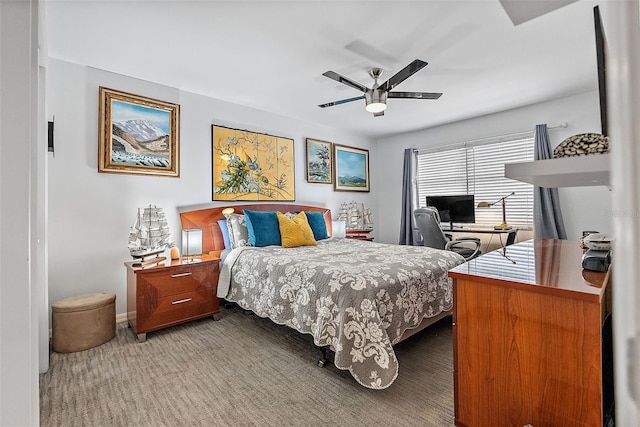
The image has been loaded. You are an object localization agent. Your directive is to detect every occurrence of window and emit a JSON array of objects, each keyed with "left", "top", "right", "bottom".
[{"left": 416, "top": 135, "right": 534, "bottom": 228}]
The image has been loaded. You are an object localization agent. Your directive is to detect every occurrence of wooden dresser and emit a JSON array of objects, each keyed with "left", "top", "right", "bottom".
[
  {"left": 125, "top": 254, "right": 220, "bottom": 342},
  {"left": 448, "top": 239, "right": 612, "bottom": 427}
]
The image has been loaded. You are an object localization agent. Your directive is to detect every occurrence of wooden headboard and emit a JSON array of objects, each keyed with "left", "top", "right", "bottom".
[{"left": 179, "top": 204, "right": 332, "bottom": 254}]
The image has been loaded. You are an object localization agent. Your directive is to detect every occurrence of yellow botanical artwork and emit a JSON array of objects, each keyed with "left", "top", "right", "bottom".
[{"left": 211, "top": 125, "right": 295, "bottom": 201}]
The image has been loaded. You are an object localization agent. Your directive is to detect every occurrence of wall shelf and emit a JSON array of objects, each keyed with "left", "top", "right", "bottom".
[{"left": 504, "top": 153, "right": 610, "bottom": 188}]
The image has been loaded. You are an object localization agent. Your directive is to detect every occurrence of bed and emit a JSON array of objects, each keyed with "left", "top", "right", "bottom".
[{"left": 179, "top": 204, "right": 465, "bottom": 389}]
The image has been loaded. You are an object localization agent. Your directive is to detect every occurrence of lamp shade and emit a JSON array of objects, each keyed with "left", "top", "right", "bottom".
[
  {"left": 331, "top": 220, "right": 347, "bottom": 238},
  {"left": 181, "top": 229, "right": 202, "bottom": 257}
]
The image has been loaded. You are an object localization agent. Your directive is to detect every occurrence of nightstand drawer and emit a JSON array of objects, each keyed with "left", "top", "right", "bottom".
[
  {"left": 137, "top": 262, "right": 218, "bottom": 299},
  {"left": 137, "top": 289, "right": 217, "bottom": 332}
]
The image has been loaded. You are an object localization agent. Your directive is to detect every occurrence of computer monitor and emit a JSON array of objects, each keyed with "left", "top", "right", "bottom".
[{"left": 425, "top": 195, "right": 475, "bottom": 229}]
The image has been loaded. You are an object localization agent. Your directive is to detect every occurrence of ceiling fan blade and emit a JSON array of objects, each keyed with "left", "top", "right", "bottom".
[
  {"left": 318, "top": 96, "right": 365, "bottom": 108},
  {"left": 379, "top": 59, "right": 428, "bottom": 92},
  {"left": 388, "top": 91, "right": 442, "bottom": 100},
  {"left": 322, "top": 71, "right": 368, "bottom": 93},
  {"left": 373, "top": 111, "right": 385, "bottom": 117}
]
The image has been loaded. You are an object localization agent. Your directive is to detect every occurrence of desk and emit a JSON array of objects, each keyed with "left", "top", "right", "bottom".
[{"left": 441, "top": 227, "right": 518, "bottom": 251}]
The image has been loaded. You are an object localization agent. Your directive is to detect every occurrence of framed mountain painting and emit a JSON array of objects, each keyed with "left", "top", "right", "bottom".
[
  {"left": 98, "top": 87, "right": 180, "bottom": 177},
  {"left": 333, "top": 144, "right": 370, "bottom": 192}
]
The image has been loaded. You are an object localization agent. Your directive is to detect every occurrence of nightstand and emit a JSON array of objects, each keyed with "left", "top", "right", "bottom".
[
  {"left": 345, "top": 229, "right": 374, "bottom": 241},
  {"left": 125, "top": 254, "right": 220, "bottom": 342}
]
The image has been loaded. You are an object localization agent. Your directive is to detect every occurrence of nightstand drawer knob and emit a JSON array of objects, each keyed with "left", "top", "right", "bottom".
[
  {"left": 171, "top": 298, "right": 193, "bottom": 305},
  {"left": 171, "top": 272, "right": 193, "bottom": 278}
]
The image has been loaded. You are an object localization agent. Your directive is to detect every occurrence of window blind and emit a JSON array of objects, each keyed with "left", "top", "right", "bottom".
[{"left": 417, "top": 136, "right": 534, "bottom": 228}]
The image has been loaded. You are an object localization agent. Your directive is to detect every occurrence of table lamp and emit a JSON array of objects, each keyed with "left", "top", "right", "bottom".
[
  {"left": 181, "top": 228, "right": 203, "bottom": 263},
  {"left": 477, "top": 192, "right": 515, "bottom": 230},
  {"left": 332, "top": 220, "right": 347, "bottom": 238}
]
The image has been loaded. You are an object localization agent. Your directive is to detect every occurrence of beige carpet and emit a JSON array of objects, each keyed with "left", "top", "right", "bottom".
[{"left": 40, "top": 306, "right": 454, "bottom": 426}]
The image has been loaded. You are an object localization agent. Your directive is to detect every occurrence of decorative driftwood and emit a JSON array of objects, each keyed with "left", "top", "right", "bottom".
[{"left": 553, "top": 133, "right": 608, "bottom": 158}]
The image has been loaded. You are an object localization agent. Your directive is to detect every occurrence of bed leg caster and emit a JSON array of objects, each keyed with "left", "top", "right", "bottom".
[{"left": 317, "top": 347, "right": 329, "bottom": 368}]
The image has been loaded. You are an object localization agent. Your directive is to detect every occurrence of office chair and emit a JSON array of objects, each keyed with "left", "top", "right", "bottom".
[{"left": 414, "top": 207, "right": 481, "bottom": 261}]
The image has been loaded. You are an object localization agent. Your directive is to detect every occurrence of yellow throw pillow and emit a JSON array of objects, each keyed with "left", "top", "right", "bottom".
[{"left": 276, "top": 211, "right": 317, "bottom": 248}]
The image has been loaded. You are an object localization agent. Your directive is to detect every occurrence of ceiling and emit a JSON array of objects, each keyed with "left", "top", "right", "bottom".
[{"left": 44, "top": 0, "right": 599, "bottom": 139}]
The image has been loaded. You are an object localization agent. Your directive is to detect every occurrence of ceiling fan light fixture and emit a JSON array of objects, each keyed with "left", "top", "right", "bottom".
[
  {"left": 319, "top": 60, "right": 439, "bottom": 115},
  {"left": 365, "top": 90, "right": 387, "bottom": 113},
  {"left": 365, "top": 101, "right": 387, "bottom": 113}
]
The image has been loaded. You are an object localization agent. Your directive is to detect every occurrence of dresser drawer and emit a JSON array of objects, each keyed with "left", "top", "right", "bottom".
[
  {"left": 137, "top": 288, "right": 218, "bottom": 332},
  {"left": 136, "top": 262, "right": 219, "bottom": 299}
]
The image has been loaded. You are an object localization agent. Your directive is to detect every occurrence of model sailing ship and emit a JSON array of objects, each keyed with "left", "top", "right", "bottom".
[
  {"left": 336, "top": 201, "right": 373, "bottom": 230},
  {"left": 362, "top": 206, "right": 373, "bottom": 229},
  {"left": 127, "top": 205, "right": 173, "bottom": 259}
]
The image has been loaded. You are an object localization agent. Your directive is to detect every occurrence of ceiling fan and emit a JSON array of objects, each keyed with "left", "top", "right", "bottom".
[{"left": 318, "top": 59, "right": 442, "bottom": 117}]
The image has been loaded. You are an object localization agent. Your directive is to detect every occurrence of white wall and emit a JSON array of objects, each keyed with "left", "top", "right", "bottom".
[
  {"left": 46, "top": 58, "right": 376, "bottom": 316},
  {"left": 0, "top": 0, "right": 40, "bottom": 425},
  {"left": 374, "top": 90, "right": 612, "bottom": 244}
]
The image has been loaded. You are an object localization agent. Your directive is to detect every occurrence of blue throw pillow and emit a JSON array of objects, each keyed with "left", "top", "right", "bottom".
[
  {"left": 243, "top": 210, "right": 281, "bottom": 247},
  {"left": 305, "top": 211, "right": 329, "bottom": 240},
  {"left": 217, "top": 219, "right": 232, "bottom": 250}
]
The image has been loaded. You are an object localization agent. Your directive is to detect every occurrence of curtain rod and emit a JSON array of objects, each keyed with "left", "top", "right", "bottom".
[{"left": 416, "top": 122, "right": 568, "bottom": 154}]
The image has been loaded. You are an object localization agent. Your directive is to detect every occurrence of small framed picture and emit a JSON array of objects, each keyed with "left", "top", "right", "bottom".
[
  {"left": 98, "top": 87, "right": 180, "bottom": 177},
  {"left": 333, "top": 144, "right": 370, "bottom": 192},
  {"left": 305, "top": 138, "right": 332, "bottom": 184}
]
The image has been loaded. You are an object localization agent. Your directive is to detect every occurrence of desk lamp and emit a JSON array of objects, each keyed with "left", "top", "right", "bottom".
[{"left": 477, "top": 192, "right": 515, "bottom": 230}]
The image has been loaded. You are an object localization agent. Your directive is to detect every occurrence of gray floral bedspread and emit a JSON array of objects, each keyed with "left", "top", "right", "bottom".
[{"left": 217, "top": 238, "right": 465, "bottom": 389}]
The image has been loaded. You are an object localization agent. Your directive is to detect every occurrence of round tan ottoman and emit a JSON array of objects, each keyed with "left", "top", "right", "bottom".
[{"left": 52, "top": 293, "right": 116, "bottom": 353}]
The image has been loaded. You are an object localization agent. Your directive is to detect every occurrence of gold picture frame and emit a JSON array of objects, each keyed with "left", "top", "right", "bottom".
[
  {"left": 333, "top": 144, "right": 370, "bottom": 192},
  {"left": 211, "top": 125, "right": 295, "bottom": 201},
  {"left": 98, "top": 87, "right": 180, "bottom": 177},
  {"left": 305, "top": 138, "right": 332, "bottom": 184}
]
